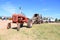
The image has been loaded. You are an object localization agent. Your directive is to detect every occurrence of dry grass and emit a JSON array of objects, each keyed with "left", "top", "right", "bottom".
[{"left": 0, "top": 20, "right": 60, "bottom": 40}]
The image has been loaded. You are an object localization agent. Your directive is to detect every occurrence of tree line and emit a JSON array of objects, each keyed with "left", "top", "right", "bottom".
[{"left": 55, "top": 18, "right": 60, "bottom": 22}]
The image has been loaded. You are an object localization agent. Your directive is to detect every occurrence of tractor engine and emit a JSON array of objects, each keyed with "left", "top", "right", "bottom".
[{"left": 12, "top": 14, "right": 28, "bottom": 23}]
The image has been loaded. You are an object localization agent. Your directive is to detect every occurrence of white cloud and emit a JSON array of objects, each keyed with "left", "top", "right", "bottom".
[
  {"left": 1, "top": 2, "right": 16, "bottom": 14},
  {"left": 41, "top": 9, "right": 48, "bottom": 11}
]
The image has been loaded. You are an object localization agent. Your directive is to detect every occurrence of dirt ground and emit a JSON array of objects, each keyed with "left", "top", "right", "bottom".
[
  {"left": 0, "top": 20, "right": 10, "bottom": 28},
  {"left": 0, "top": 19, "right": 19, "bottom": 29}
]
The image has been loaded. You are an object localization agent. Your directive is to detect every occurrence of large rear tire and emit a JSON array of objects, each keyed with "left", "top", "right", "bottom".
[
  {"left": 7, "top": 22, "right": 11, "bottom": 29},
  {"left": 27, "top": 19, "right": 32, "bottom": 28},
  {"left": 17, "top": 23, "right": 20, "bottom": 31}
]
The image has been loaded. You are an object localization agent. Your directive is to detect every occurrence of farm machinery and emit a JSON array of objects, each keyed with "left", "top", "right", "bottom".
[
  {"left": 7, "top": 14, "right": 32, "bottom": 31},
  {"left": 32, "top": 14, "right": 43, "bottom": 24}
]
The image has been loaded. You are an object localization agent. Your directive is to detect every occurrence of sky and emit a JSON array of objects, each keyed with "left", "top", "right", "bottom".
[{"left": 0, "top": 0, "right": 60, "bottom": 19}]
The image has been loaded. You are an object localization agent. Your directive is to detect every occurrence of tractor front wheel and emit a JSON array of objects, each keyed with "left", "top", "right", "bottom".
[
  {"left": 17, "top": 23, "right": 20, "bottom": 31},
  {"left": 20, "top": 23, "right": 23, "bottom": 28},
  {"left": 7, "top": 22, "right": 11, "bottom": 29},
  {"left": 27, "top": 19, "right": 32, "bottom": 28}
]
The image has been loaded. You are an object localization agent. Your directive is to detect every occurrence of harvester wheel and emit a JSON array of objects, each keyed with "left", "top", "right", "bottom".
[
  {"left": 17, "top": 23, "right": 20, "bottom": 31},
  {"left": 7, "top": 23, "right": 11, "bottom": 29},
  {"left": 27, "top": 19, "right": 32, "bottom": 28}
]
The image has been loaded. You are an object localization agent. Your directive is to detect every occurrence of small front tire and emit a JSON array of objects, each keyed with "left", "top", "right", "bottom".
[
  {"left": 7, "top": 23, "right": 11, "bottom": 29},
  {"left": 17, "top": 23, "right": 20, "bottom": 31}
]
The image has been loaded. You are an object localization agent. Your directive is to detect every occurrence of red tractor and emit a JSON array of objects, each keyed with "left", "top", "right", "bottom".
[{"left": 7, "top": 14, "right": 32, "bottom": 31}]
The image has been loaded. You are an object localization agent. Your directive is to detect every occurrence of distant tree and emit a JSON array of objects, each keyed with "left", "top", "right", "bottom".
[
  {"left": 43, "top": 17, "right": 48, "bottom": 20},
  {"left": 40, "top": 14, "right": 42, "bottom": 19},
  {"left": 0, "top": 16, "right": 2, "bottom": 19},
  {"left": 58, "top": 19, "right": 60, "bottom": 22},
  {"left": 55, "top": 18, "right": 58, "bottom": 22},
  {"left": 49, "top": 18, "right": 51, "bottom": 22}
]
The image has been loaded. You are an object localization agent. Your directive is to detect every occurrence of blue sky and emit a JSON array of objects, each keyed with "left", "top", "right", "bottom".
[{"left": 0, "top": 0, "right": 60, "bottom": 19}]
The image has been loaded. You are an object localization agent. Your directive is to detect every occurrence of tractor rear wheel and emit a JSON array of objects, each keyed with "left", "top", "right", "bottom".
[
  {"left": 7, "top": 22, "right": 11, "bottom": 29},
  {"left": 17, "top": 23, "right": 20, "bottom": 31},
  {"left": 27, "top": 19, "right": 32, "bottom": 28}
]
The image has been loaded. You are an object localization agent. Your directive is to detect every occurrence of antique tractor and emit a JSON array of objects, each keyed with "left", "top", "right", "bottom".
[{"left": 7, "top": 14, "right": 32, "bottom": 31}]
